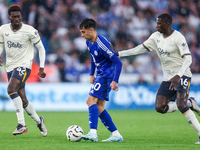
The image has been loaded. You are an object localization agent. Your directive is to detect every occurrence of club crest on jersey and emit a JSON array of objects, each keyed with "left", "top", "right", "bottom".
[
  {"left": 20, "top": 34, "right": 26, "bottom": 39},
  {"left": 169, "top": 41, "right": 174, "bottom": 46},
  {"left": 182, "top": 43, "right": 188, "bottom": 50},
  {"left": 94, "top": 50, "right": 98, "bottom": 56},
  {"left": 5, "top": 33, "right": 9, "bottom": 36},
  {"left": 157, "top": 39, "right": 160, "bottom": 43}
]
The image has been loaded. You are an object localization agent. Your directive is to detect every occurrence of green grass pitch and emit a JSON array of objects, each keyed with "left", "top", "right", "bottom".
[{"left": 0, "top": 110, "right": 200, "bottom": 150}]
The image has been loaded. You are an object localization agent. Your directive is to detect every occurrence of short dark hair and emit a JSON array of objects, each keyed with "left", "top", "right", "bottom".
[
  {"left": 158, "top": 13, "right": 172, "bottom": 25},
  {"left": 79, "top": 18, "right": 96, "bottom": 29},
  {"left": 8, "top": 5, "right": 21, "bottom": 15}
]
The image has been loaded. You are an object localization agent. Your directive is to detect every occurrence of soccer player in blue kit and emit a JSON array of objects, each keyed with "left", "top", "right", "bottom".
[{"left": 79, "top": 18, "right": 123, "bottom": 142}]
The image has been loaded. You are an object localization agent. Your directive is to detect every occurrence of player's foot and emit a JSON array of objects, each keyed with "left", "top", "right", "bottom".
[
  {"left": 81, "top": 132, "right": 98, "bottom": 142},
  {"left": 102, "top": 135, "right": 123, "bottom": 142},
  {"left": 195, "top": 137, "right": 200, "bottom": 144},
  {"left": 188, "top": 97, "right": 200, "bottom": 116},
  {"left": 37, "top": 116, "right": 48, "bottom": 137},
  {"left": 13, "top": 124, "right": 28, "bottom": 135}
]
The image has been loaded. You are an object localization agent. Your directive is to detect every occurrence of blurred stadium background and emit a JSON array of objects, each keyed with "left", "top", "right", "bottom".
[{"left": 0, "top": 0, "right": 200, "bottom": 111}]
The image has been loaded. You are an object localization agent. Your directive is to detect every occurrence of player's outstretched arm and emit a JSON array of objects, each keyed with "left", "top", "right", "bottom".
[
  {"left": 38, "top": 67, "right": 46, "bottom": 78},
  {"left": 118, "top": 44, "right": 147, "bottom": 57}
]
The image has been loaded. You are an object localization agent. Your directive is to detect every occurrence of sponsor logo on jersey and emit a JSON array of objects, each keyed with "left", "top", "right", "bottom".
[
  {"left": 7, "top": 41, "right": 22, "bottom": 48},
  {"left": 106, "top": 50, "right": 114, "bottom": 57},
  {"left": 34, "top": 31, "right": 39, "bottom": 38},
  {"left": 158, "top": 47, "right": 170, "bottom": 56}
]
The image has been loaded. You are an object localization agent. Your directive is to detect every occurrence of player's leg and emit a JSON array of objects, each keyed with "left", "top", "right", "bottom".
[
  {"left": 155, "top": 95, "right": 172, "bottom": 113},
  {"left": 98, "top": 99, "right": 123, "bottom": 142},
  {"left": 157, "top": 96, "right": 200, "bottom": 114},
  {"left": 7, "top": 77, "right": 27, "bottom": 135},
  {"left": 155, "top": 81, "right": 180, "bottom": 113},
  {"left": 18, "top": 88, "right": 47, "bottom": 137},
  {"left": 177, "top": 93, "right": 200, "bottom": 144},
  {"left": 81, "top": 95, "right": 99, "bottom": 142}
]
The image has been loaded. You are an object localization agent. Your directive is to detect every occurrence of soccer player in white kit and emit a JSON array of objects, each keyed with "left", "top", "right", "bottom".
[
  {"left": 117, "top": 13, "right": 200, "bottom": 144},
  {"left": 0, "top": 5, "right": 47, "bottom": 136}
]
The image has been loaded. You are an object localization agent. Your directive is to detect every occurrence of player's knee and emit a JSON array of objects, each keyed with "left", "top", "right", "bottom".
[
  {"left": 155, "top": 104, "right": 165, "bottom": 113},
  {"left": 7, "top": 85, "right": 16, "bottom": 95}
]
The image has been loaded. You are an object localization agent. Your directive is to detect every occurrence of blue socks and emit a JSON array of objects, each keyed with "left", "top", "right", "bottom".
[
  {"left": 89, "top": 104, "right": 99, "bottom": 130},
  {"left": 99, "top": 109, "right": 117, "bottom": 132},
  {"left": 89, "top": 105, "right": 117, "bottom": 133}
]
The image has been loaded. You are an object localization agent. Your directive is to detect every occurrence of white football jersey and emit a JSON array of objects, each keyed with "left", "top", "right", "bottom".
[
  {"left": 0, "top": 23, "right": 41, "bottom": 72},
  {"left": 143, "top": 30, "right": 192, "bottom": 81}
]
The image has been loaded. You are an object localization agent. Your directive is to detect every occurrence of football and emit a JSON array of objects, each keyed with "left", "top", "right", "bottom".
[{"left": 66, "top": 125, "right": 84, "bottom": 142}]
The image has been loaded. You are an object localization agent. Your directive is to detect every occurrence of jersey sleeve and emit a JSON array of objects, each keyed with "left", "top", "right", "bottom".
[
  {"left": 90, "top": 55, "right": 96, "bottom": 76},
  {"left": 176, "top": 34, "right": 191, "bottom": 56},
  {"left": 0, "top": 26, "right": 4, "bottom": 55},
  {"left": 29, "top": 26, "right": 41, "bottom": 44},
  {"left": 99, "top": 40, "right": 115, "bottom": 60},
  {"left": 0, "top": 26, "right": 4, "bottom": 43},
  {"left": 143, "top": 33, "right": 157, "bottom": 52},
  {"left": 98, "top": 40, "right": 122, "bottom": 82}
]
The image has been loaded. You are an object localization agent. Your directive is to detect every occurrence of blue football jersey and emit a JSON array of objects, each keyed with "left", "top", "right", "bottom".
[{"left": 86, "top": 34, "right": 120, "bottom": 80}]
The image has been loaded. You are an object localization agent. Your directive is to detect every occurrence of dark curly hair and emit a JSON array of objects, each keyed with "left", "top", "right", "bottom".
[
  {"left": 79, "top": 18, "right": 96, "bottom": 29},
  {"left": 8, "top": 5, "right": 21, "bottom": 15},
  {"left": 158, "top": 13, "right": 172, "bottom": 25}
]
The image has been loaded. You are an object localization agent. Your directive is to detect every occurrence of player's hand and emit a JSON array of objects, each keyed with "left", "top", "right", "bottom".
[
  {"left": 38, "top": 68, "right": 46, "bottom": 78},
  {"left": 90, "top": 75, "right": 95, "bottom": 84},
  {"left": 116, "top": 52, "right": 119, "bottom": 56},
  {"left": 0, "top": 57, "right": 2, "bottom": 66},
  {"left": 110, "top": 81, "right": 118, "bottom": 91},
  {"left": 169, "top": 75, "right": 180, "bottom": 90}
]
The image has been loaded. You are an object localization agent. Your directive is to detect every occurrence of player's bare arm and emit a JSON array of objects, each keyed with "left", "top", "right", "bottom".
[
  {"left": 90, "top": 75, "right": 95, "bottom": 84},
  {"left": 169, "top": 54, "right": 192, "bottom": 90},
  {"left": 169, "top": 75, "right": 181, "bottom": 90},
  {"left": 0, "top": 56, "right": 2, "bottom": 66},
  {"left": 38, "top": 68, "right": 46, "bottom": 78},
  {"left": 110, "top": 81, "right": 118, "bottom": 91}
]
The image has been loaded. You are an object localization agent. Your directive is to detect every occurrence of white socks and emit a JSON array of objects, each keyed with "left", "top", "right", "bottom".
[
  {"left": 90, "top": 129, "right": 97, "bottom": 134},
  {"left": 184, "top": 109, "right": 200, "bottom": 136},
  {"left": 12, "top": 97, "right": 25, "bottom": 126},
  {"left": 167, "top": 103, "right": 178, "bottom": 113},
  {"left": 24, "top": 101, "right": 41, "bottom": 125},
  {"left": 112, "top": 130, "right": 121, "bottom": 137},
  {"left": 166, "top": 99, "right": 193, "bottom": 113}
]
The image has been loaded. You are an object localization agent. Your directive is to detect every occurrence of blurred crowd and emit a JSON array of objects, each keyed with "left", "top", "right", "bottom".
[{"left": 0, "top": 0, "right": 200, "bottom": 83}]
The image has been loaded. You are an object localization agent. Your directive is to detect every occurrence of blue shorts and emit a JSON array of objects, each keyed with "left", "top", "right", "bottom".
[
  {"left": 157, "top": 75, "right": 191, "bottom": 101},
  {"left": 89, "top": 77, "right": 112, "bottom": 101},
  {"left": 7, "top": 67, "right": 31, "bottom": 90}
]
